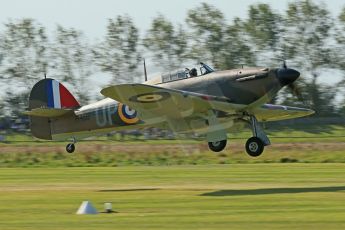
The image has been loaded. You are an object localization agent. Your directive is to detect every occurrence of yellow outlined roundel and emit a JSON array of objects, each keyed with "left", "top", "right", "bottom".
[
  {"left": 117, "top": 103, "right": 139, "bottom": 124},
  {"left": 129, "top": 92, "right": 171, "bottom": 103},
  {"left": 136, "top": 94, "right": 163, "bottom": 102}
]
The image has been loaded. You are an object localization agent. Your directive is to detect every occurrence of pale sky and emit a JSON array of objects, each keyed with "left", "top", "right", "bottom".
[{"left": 0, "top": 0, "right": 343, "bottom": 40}]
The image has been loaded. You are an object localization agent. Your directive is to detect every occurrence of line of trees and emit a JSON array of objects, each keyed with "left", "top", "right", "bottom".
[{"left": 0, "top": 0, "right": 344, "bottom": 119}]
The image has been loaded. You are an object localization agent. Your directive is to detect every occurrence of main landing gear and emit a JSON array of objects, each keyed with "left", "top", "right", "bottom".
[
  {"left": 245, "top": 137, "right": 264, "bottom": 157},
  {"left": 245, "top": 116, "right": 270, "bottom": 157},
  {"left": 208, "top": 140, "right": 227, "bottom": 152},
  {"left": 66, "top": 138, "right": 77, "bottom": 153},
  {"left": 204, "top": 109, "right": 270, "bottom": 157},
  {"left": 206, "top": 110, "right": 228, "bottom": 153}
]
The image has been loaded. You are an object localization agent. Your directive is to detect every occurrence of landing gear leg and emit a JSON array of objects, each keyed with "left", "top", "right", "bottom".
[
  {"left": 206, "top": 110, "right": 228, "bottom": 152},
  {"left": 245, "top": 116, "right": 270, "bottom": 157},
  {"left": 66, "top": 137, "right": 76, "bottom": 153}
]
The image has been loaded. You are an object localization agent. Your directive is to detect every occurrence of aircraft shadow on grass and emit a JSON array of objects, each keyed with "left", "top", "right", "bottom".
[{"left": 201, "top": 186, "right": 345, "bottom": 196}]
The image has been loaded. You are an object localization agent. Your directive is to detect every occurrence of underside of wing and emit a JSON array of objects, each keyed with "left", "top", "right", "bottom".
[
  {"left": 251, "top": 104, "right": 315, "bottom": 122},
  {"left": 101, "top": 84, "right": 246, "bottom": 121}
]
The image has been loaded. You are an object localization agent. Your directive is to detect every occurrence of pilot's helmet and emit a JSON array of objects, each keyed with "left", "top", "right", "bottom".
[{"left": 189, "top": 68, "right": 197, "bottom": 77}]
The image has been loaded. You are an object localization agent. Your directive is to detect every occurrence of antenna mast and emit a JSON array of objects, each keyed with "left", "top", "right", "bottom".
[{"left": 143, "top": 58, "right": 148, "bottom": 82}]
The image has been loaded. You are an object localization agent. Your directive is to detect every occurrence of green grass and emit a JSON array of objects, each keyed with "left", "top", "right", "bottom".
[
  {"left": 1, "top": 165, "right": 345, "bottom": 229},
  {"left": 2, "top": 125, "right": 344, "bottom": 143},
  {"left": 0, "top": 125, "right": 344, "bottom": 228},
  {"left": 0, "top": 131, "right": 345, "bottom": 166}
]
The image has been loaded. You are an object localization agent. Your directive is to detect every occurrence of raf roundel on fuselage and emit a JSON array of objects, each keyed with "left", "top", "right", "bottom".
[{"left": 117, "top": 103, "right": 139, "bottom": 124}]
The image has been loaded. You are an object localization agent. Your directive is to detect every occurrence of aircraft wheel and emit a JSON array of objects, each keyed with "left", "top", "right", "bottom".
[
  {"left": 245, "top": 137, "right": 264, "bottom": 157},
  {"left": 208, "top": 140, "right": 227, "bottom": 152},
  {"left": 66, "top": 143, "right": 75, "bottom": 153}
]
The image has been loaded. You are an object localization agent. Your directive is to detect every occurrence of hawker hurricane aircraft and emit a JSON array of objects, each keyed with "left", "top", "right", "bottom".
[{"left": 24, "top": 62, "right": 314, "bottom": 157}]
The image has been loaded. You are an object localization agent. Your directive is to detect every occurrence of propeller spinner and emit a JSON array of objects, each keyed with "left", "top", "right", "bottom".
[{"left": 277, "top": 68, "right": 300, "bottom": 86}]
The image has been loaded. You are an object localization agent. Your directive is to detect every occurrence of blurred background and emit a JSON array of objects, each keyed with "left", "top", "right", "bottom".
[
  {"left": 1, "top": 3, "right": 345, "bottom": 229},
  {"left": 0, "top": 0, "right": 343, "bottom": 165}
]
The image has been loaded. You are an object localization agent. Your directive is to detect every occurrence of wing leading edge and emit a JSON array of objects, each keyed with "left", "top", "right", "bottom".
[{"left": 251, "top": 104, "right": 315, "bottom": 122}]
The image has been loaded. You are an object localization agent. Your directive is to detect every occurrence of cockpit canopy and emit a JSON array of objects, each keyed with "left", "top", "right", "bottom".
[{"left": 161, "top": 62, "right": 214, "bottom": 83}]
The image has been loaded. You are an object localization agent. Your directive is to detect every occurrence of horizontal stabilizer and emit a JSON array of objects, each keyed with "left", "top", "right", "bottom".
[{"left": 23, "top": 108, "right": 74, "bottom": 118}]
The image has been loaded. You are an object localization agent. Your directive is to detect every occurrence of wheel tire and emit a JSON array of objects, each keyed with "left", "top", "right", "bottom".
[
  {"left": 66, "top": 143, "right": 75, "bottom": 153},
  {"left": 245, "top": 137, "right": 264, "bottom": 157},
  {"left": 208, "top": 140, "right": 227, "bottom": 152}
]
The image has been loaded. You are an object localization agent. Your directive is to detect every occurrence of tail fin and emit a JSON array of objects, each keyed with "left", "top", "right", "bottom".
[
  {"left": 42, "top": 79, "right": 80, "bottom": 109},
  {"left": 27, "top": 78, "right": 80, "bottom": 140}
]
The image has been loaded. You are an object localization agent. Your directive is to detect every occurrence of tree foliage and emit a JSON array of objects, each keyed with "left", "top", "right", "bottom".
[
  {"left": 186, "top": 3, "right": 226, "bottom": 68},
  {"left": 0, "top": 1, "right": 343, "bottom": 118},
  {"left": 0, "top": 19, "right": 48, "bottom": 87},
  {"left": 278, "top": 0, "right": 338, "bottom": 115},
  {"left": 0, "top": 19, "right": 48, "bottom": 115},
  {"left": 283, "top": 0, "right": 333, "bottom": 71},
  {"left": 144, "top": 15, "right": 187, "bottom": 70},
  {"left": 50, "top": 25, "right": 93, "bottom": 104},
  {"left": 336, "top": 7, "right": 345, "bottom": 79},
  {"left": 243, "top": 4, "right": 281, "bottom": 50},
  {"left": 217, "top": 18, "right": 256, "bottom": 69},
  {"left": 93, "top": 15, "right": 141, "bottom": 83}
]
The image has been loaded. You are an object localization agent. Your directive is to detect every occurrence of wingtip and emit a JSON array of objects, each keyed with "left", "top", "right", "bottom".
[
  {"left": 307, "top": 109, "right": 315, "bottom": 115},
  {"left": 298, "top": 108, "right": 315, "bottom": 118},
  {"left": 100, "top": 86, "right": 113, "bottom": 97},
  {"left": 296, "top": 107, "right": 315, "bottom": 116},
  {"left": 22, "top": 110, "right": 31, "bottom": 116}
]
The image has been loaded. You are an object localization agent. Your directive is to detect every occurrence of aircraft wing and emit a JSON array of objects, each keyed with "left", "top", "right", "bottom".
[
  {"left": 250, "top": 104, "right": 315, "bottom": 122},
  {"left": 101, "top": 84, "right": 246, "bottom": 121},
  {"left": 101, "top": 84, "right": 314, "bottom": 122}
]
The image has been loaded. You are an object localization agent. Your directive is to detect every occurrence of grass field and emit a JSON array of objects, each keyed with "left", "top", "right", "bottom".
[
  {"left": 0, "top": 125, "right": 344, "bottom": 229},
  {"left": 1, "top": 133, "right": 345, "bottom": 166},
  {"left": 1, "top": 164, "right": 345, "bottom": 229},
  {"left": 0, "top": 124, "right": 343, "bottom": 166}
]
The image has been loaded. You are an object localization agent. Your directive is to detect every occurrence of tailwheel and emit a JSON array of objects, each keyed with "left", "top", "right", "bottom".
[
  {"left": 245, "top": 137, "right": 264, "bottom": 157},
  {"left": 208, "top": 140, "right": 227, "bottom": 152},
  {"left": 66, "top": 143, "right": 75, "bottom": 153}
]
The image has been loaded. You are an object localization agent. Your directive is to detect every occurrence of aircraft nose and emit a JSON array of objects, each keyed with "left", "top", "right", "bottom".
[{"left": 277, "top": 68, "right": 300, "bottom": 86}]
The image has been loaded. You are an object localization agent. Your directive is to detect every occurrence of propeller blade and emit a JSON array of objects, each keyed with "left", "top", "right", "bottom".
[{"left": 288, "top": 82, "right": 307, "bottom": 105}]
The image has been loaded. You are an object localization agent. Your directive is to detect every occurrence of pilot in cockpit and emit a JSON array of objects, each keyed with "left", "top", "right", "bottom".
[
  {"left": 189, "top": 68, "right": 198, "bottom": 77},
  {"left": 185, "top": 68, "right": 197, "bottom": 78},
  {"left": 185, "top": 63, "right": 214, "bottom": 78}
]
